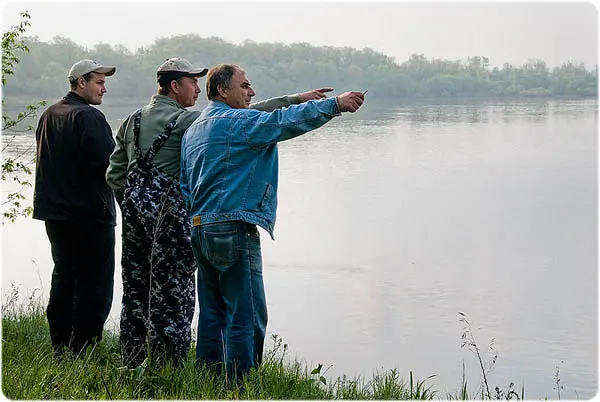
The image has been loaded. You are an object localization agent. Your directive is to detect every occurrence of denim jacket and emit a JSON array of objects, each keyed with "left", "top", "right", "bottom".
[
  {"left": 180, "top": 98, "right": 341, "bottom": 239},
  {"left": 107, "top": 94, "right": 302, "bottom": 205}
]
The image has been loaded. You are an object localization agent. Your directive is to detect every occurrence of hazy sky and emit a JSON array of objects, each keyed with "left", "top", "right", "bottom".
[{"left": 1, "top": 1, "right": 598, "bottom": 68}]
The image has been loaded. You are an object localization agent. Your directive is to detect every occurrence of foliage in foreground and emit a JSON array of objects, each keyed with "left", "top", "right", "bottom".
[
  {"left": 1, "top": 297, "right": 436, "bottom": 400},
  {"left": 2, "top": 10, "right": 47, "bottom": 223},
  {"left": 4, "top": 286, "right": 580, "bottom": 400}
]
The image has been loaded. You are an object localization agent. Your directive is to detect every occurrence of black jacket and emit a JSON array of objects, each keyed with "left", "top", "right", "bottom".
[{"left": 33, "top": 92, "right": 116, "bottom": 225}]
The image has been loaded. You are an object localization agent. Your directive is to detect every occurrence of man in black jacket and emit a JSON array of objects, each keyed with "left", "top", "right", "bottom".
[{"left": 33, "top": 59, "right": 117, "bottom": 357}]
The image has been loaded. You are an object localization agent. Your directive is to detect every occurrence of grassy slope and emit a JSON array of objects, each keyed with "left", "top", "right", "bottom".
[{"left": 1, "top": 301, "right": 436, "bottom": 400}]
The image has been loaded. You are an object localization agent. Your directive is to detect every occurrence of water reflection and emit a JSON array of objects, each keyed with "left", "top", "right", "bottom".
[{"left": 369, "top": 98, "right": 599, "bottom": 126}]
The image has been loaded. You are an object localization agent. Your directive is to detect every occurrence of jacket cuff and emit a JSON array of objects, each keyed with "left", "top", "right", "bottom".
[{"left": 334, "top": 96, "right": 342, "bottom": 115}]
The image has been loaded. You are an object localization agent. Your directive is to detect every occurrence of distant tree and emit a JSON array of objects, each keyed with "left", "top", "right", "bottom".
[
  {"left": 465, "top": 56, "right": 490, "bottom": 77},
  {"left": 1, "top": 32, "right": 597, "bottom": 102},
  {"left": 2, "top": 11, "right": 47, "bottom": 222}
]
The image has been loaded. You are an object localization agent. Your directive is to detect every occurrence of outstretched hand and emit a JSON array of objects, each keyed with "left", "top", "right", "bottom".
[
  {"left": 336, "top": 91, "right": 365, "bottom": 113},
  {"left": 298, "top": 87, "right": 335, "bottom": 102}
]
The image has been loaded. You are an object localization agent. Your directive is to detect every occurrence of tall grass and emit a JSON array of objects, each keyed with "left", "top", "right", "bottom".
[
  {"left": 4, "top": 288, "right": 574, "bottom": 400},
  {"left": 2, "top": 291, "right": 436, "bottom": 400}
]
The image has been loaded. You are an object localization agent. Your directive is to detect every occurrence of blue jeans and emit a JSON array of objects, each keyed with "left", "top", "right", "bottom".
[{"left": 191, "top": 221, "right": 267, "bottom": 379}]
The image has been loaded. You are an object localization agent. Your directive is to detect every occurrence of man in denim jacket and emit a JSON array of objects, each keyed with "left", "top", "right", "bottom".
[
  {"left": 180, "top": 63, "right": 364, "bottom": 379},
  {"left": 107, "top": 57, "right": 337, "bottom": 369}
]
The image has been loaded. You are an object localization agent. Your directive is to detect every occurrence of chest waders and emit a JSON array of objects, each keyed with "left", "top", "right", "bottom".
[{"left": 119, "top": 110, "right": 195, "bottom": 368}]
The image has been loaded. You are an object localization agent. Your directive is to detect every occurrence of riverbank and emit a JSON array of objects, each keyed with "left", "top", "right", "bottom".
[{"left": 2, "top": 299, "right": 439, "bottom": 400}]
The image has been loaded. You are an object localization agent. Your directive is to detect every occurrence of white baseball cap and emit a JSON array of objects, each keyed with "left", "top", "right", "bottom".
[
  {"left": 68, "top": 59, "right": 116, "bottom": 81},
  {"left": 156, "top": 57, "right": 208, "bottom": 77}
]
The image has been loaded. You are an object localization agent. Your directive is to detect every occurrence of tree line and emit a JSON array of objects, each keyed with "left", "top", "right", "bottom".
[{"left": 3, "top": 33, "right": 598, "bottom": 104}]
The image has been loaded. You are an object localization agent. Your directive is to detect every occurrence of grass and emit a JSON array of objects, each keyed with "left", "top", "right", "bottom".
[
  {"left": 5, "top": 289, "right": 574, "bottom": 400},
  {"left": 1, "top": 296, "right": 437, "bottom": 400}
]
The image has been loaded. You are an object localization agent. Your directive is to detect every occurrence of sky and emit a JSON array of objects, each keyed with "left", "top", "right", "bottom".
[{"left": 1, "top": 0, "right": 598, "bottom": 68}]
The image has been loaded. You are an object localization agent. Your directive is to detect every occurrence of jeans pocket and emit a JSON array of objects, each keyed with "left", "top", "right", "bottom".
[{"left": 202, "top": 230, "right": 239, "bottom": 272}]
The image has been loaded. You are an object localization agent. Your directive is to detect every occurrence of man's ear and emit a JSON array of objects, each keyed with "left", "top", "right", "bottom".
[
  {"left": 77, "top": 76, "right": 86, "bottom": 89},
  {"left": 217, "top": 84, "right": 227, "bottom": 98},
  {"left": 170, "top": 80, "right": 179, "bottom": 94}
]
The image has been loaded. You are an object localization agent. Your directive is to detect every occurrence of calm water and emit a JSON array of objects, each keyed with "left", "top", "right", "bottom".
[{"left": 2, "top": 99, "right": 597, "bottom": 399}]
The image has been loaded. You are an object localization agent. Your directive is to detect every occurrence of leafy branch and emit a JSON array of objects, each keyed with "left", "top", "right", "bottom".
[
  {"left": 1, "top": 10, "right": 47, "bottom": 223},
  {"left": 1, "top": 11, "right": 31, "bottom": 86}
]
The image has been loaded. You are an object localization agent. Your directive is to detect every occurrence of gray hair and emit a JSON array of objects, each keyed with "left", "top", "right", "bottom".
[{"left": 205, "top": 64, "right": 242, "bottom": 100}]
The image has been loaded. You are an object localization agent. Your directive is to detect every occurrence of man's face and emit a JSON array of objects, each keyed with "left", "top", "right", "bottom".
[
  {"left": 79, "top": 72, "right": 107, "bottom": 105},
  {"left": 174, "top": 76, "right": 201, "bottom": 108},
  {"left": 222, "top": 69, "right": 255, "bottom": 109}
]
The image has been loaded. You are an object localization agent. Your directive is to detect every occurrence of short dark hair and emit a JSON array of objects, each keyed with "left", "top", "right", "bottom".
[
  {"left": 157, "top": 75, "right": 187, "bottom": 96},
  {"left": 157, "top": 71, "right": 188, "bottom": 87},
  {"left": 69, "top": 72, "right": 93, "bottom": 90},
  {"left": 205, "top": 64, "right": 241, "bottom": 100}
]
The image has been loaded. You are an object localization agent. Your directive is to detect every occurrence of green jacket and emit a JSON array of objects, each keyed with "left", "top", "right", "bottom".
[{"left": 106, "top": 93, "right": 301, "bottom": 204}]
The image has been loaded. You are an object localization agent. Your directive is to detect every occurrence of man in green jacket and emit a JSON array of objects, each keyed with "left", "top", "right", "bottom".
[{"left": 106, "top": 57, "right": 334, "bottom": 368}]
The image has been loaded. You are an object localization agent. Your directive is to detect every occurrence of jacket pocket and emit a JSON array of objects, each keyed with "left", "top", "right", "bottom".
[
  {"left": 202, "top": 230, "right": 239, "bottom": 272},
  {"left": 258, "top": 183, "right": 273, "bottom": 212},
  {"left": 95, "top": 184, "right": 116, "bottom": 222}
]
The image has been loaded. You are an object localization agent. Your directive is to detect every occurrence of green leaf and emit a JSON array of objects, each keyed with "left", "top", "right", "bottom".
[{"left": 310, "top": 363, "right": 323, "bottom": 375}]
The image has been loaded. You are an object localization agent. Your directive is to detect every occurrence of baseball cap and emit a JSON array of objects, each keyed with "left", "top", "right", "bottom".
[
  {"left": 67, "top": 59, "right": 116, "bottom": 81},
  {"left": 157, "top": 58, "right": 208, "bottom": 78}
]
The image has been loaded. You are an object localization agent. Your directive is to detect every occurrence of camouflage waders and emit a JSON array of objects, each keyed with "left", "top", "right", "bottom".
[{"left": 119, "top": 110, "right": 196, "bottom": 368}]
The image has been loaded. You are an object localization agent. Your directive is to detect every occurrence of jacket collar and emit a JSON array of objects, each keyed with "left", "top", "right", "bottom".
[
  {"left": 151, "top": 94, "right": 186, "bottom": 110},
  {"left": 209, "top": 100, "right": 232, "bottom": 109},
  {"left": 65, "top": 91, "right": 89, "bottom": 105}
]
